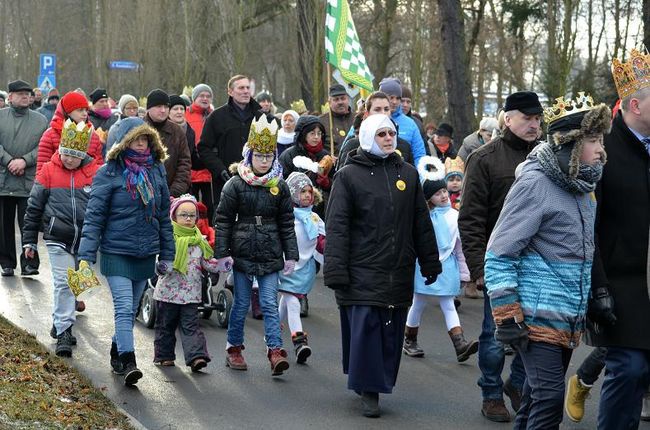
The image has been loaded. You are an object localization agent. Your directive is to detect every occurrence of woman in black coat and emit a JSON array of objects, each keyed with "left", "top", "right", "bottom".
[
  {"left": 324, "top": 114, "right": 442, "bottom": 417},
  {"left": 214, "top": 116, "right": 299, "bottom": 377}
]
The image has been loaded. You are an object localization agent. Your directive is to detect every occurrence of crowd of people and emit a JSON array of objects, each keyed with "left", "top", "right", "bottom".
[{"left": 0, "top": 45, "right": 649, "bottom": 428}]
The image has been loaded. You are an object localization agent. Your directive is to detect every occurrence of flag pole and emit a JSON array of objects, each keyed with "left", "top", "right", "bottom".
[{"left": 326, "top": 63, "right": 335, "bottom": 156}]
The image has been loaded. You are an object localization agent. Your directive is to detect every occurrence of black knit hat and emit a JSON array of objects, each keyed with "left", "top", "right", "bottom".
[
  {"left": 146, "top": 89, "right": 170, "bottom": 109},
  {"left": 422, "top": 179, "right": 447, "bottom": 200},
  {"left": 169, "top": 94, "right": 187, "bottom": 110},
  {"left": 89, "top": 88, "right": 108, "bottom": 104}
]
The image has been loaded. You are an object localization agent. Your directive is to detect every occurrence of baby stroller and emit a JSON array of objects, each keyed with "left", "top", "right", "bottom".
[{"left": 138, "top": 269, "right": 234, "bottom": 329}]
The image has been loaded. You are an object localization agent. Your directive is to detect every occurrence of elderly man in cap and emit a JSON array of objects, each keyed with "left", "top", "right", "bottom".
[
  {"left": 0, "top": 80, "right": 48, "bottom": 277},
  {"left": 88, "top": 88, "right": 118, "bottom": 149},
  {"left": 319, "top": 83, "right": 354, "bottom": 156},
  {"left": 458, "top": 117, "right": 499, "bottom": 161},
  {"left": 36, "top": 88, "right": 60, "bottom": 123},
  {"left": 378, "top": 77, "right": 426, "bottom": 166},
  {"left": 458, "top": 91, "right": 543, "bottom": 422},
  {"left": 144, "top": 89, "right": 191, "bottom": 197}
]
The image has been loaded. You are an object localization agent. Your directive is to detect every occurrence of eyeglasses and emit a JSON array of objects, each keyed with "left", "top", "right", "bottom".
[
  {"left": 176, "top": 212, "right": 197, "bottom": 220},
  {"left": 253, "top": 153, "right": 275, "bottom": 161},
  {"left": 376, "top": 130, "right": 397, "bottom": 138}
]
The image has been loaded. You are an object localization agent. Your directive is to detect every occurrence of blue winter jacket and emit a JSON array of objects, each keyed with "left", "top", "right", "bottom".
[{"left": 391, "top": 106, "right": 426, "bottom": 166}]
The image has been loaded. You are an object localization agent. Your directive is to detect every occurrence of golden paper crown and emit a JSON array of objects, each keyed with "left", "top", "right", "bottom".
[
  {"left": 247, "top": 115, "right": 278, "bottom": 153},
  {"left": 290, "top": 99, "right": 307, "bottom": 114},
  {"left": 60, "top": 119, "right": 92, "bottom": 158},
  {"left": 445, "top": 156, "right": 465, "bottom": 176},
  {"left": 544, "top": 92, "right": 595, "bottom": 125},
  {"left": 612, "top": 48, "right": 650, "bottom": 99}
]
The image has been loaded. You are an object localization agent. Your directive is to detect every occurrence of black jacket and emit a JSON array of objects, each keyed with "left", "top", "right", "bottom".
[
  {"left": 432, "top": 142, "right": 458, "bottom": 163},
  {"left": 88, "top": 110, "right": 118, "bottom": 132},
  {"left": 183, "top": 123, "right": 203, "bottom": 170},
  {"left": 324, "top": 149, "right": 441, "bottom": 307},
  {"left": 338, "top": 137, "right": 414, "bottom": 168},
  {"left": 586, "top": 111, "right": 650, "bottom": 350},
  {"left": 214, "top": 171, "right": 299, "bottom": 276},
  {"left": 458, "top": 128, "right": 537, "bottom": 280}
]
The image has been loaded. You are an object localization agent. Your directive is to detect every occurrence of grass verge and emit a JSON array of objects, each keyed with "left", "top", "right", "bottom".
[{"left": 0, "top": 315, "right": 134, "bottom": 430}]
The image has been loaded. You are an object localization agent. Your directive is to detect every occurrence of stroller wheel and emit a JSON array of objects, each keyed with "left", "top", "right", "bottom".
[
  {"left": 139, "top": 288, "right": 156, "bottom": 328},
  {"left": 215, "top": 288, "right": 233, "bottom": 328}
]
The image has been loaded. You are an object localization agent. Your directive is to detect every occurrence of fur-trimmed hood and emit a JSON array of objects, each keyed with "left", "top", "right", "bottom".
[{"left": 106, "top": 121, "right": 168, "bottom": 163}]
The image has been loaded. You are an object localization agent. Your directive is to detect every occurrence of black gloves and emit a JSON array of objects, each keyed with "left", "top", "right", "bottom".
[
  {"left": 220, "top": 170, "right": 231, "bottom": 183},
  {"left": 495, "top": 319, "right": 529, "bottom": 352},
  {"left": 587, "top": 286, "right": 617, "bottom": 327},
  {"left": 424, "top": 274, "right": 438, "bottom": 285}
]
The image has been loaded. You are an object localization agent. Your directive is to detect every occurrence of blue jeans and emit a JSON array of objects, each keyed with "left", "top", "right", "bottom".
[
  {"left": 228, "top": 270, "right": 282, "bottom": 349},
  {"left": 106, "top": 276, "right": 147, "bottom": 354},
  {"left": 478, "top": 288, "right": 526, "bottom": 399},
  {"left": 514, "top": 341, "right": 572, "bottom": 429},
  {"left": 47, "top": 245, "right": 77, "bottom": 336},
  {"left": 598, "top": 347, "right": 650, "bottom": 430}
]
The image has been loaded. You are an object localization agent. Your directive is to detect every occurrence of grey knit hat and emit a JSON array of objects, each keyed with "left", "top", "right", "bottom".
[
  {"left": 192, "top": 84, "right": 213, "bottom": 102},
  {"left": 379, "top": 77, "right": 402, "bottom": 98},
  {"left": 286, "top": 172, "right": 313, "bottom": 205}
]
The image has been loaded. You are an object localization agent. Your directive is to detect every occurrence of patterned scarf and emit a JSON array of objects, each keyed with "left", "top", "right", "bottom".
[
  {"left": 237, "top": 147, "right": 283, "bottom": 188},
  {"left": 536, "top": 143, "right": 603, "bottom": 194},
  {"left": 172, "top": 221, "right": 214, "bottom": 275},
  {"left": 122, "top": 148, "right": 155, "bottom": 207}
]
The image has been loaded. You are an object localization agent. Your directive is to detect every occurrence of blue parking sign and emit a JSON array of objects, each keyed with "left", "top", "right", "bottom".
[{"left": 40, "top": 54, "right": 56, "bottom": 76}]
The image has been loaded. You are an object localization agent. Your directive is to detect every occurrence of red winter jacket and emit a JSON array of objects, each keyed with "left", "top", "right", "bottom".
[
  {"left": 36, "top": 103, "right": 104, "bottom": 174},
  {"left": 185, "top": 103, "right": 212, "bottom": 183}
]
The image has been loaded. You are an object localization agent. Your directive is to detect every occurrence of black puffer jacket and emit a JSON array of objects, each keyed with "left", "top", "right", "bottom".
[
  {"left": 279, "top": 116, "right": 331, "bottom": 182},
  {"left": 214, "top": 167, "right": 299, "bottom": 276},
  {"left": 324, "top": 148, "right": 442, "bottom": 307}
]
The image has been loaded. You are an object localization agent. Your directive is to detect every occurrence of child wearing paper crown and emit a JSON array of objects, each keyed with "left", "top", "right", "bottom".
[
  {"left": 403, "top": 156, "right": 478, "bottom": 362},
  {"left": 278, "top": 172, "right": 326, "bottom": 364},
  {"left": 445, "top": 157, "right": 465, "bottom": 211},
  {"left": 22, "top": 118, "right": 100, "bottom": 358},
  {"left": 153, "top": 194, "right": 232, "bottom": 372}
]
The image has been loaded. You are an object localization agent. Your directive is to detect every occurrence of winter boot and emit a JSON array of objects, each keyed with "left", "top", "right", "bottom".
[
  {"left": 225, "top": 345, "right": 248, "bottom": 370},
  {"left": 299, "top": 295, "right": 309, "bottom": 318},
  {"left": 292, "top": 332, "right": 312, "bottom": 364},
  {"left": 361, "top": 392, "right": 380, "bottom": 418},
  {"left": 55, "top": 327, "right": 74, "bottom": 357},
  {"left": 251, "top": 289, "right": 263, "bottom": 320},
  {"left": 463, "top": 281, "right": 481, "bottom": 299},
  {"left": 403, "top": 325, "right": 424, "bottom": 357},
  {"left": 110, "top": 342, "right": 125, "bottom": 375},
  {"left": 448, "top": 326, "right": 479, "bottom": 362},
  {"left": 481, "top": 399, "right": 511, "bottom": 422},
  {"left": 267, "top": 348, "right": 290, "bottom": 376},
  {"left": 50, "top": 324, "right": 77, "bottom": 345},
  {"left": 564, "top": 375, "right": 592, "bottom": 422},
  {"left": 120, "top": 351, "right": 143, "bottom": 386}
]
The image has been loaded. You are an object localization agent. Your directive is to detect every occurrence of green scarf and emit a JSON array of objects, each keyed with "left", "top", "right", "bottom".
[{"left": 172, "top": 221, "right": 214, "bottom": 274}]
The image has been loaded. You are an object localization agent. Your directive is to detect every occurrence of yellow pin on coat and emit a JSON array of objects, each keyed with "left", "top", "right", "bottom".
[{"left": 396, "top": 179, "right": 406, "bottom": 191}]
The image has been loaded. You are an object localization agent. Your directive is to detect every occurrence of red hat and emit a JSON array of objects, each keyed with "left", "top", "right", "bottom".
[{"left": 61, "top": 91, "right": 89, "bottom": 114}]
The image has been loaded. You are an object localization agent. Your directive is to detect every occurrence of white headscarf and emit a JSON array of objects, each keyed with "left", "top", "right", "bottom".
[
  {"left": 359, "top": 114, "right": 397, "bottom": 158},
  {"left": 278, "top": 110, "right": 300, "bottom": 146}
]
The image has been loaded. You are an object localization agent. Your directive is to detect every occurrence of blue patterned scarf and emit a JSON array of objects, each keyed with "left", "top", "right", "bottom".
[{"left": 293, "top": 206, "right": 319, "bottom": 240}]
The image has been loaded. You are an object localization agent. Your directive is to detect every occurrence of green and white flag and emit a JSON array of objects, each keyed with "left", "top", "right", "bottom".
[{"left": 325, "top": 0, "right": 374, "bottom": 92}]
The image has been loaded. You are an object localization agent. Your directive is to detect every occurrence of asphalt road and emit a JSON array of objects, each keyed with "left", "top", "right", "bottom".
[{"left": 1, "top": 244, "right": 649, "bottom": 430}]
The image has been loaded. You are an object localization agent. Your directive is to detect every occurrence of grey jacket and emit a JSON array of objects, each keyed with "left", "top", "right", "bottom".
[
  {"left": 458, "top": 131, "right": 484, "bottom": 161},
  {"left": 0, "top": 107, "right": 48, "bottom": 197}
]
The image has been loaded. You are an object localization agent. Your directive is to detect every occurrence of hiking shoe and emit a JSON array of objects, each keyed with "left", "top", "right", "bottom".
[
  {"left": 225, "top": 346, "right": 248, "bottom": 370},
  {"left": 503, "top": 377, "right": 522, "bottom": 413},
  {"left": 481, "top": 399, "right": 511, "bottom": 422},
  {"left": 190, "top": 358, "right": 208, "bottom": 373},
  {"left": 50, "top": 325, "right": 77, "bottom": 345},
  {"left": 55, "top": 328, "right": 74, "bottom": 357},
  {"left": 565, "top": 375, "right": 591, "bottom": 422},
  {"left": 361, "top": 392, "right": 380, "bottom": 418},
  {"left": 267, "top": 348, "right": 289, "bottom": 376}
]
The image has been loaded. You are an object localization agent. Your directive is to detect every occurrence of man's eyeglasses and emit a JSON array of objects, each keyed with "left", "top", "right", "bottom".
[
  {"left": 376, "top": 130, "right": 397, "bottom": 138},
  {"left": 253, "top": 153, "right": 275, "bottom": 161},
  {"left": 176, "top": 212, "right": 197, "bottom": 220}
]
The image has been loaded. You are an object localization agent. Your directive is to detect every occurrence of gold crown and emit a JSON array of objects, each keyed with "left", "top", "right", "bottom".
[
  {"left": 60, "top": 119, "right": 92, "bottom": 157},
  {"left": 290, "top": 99, "right": 307, "bottom": 114},
  {"left": 612, "top": 48, "right": 650, "bottom": 99},
  {"left": 445, "top": 157, "right": 465, "bottom": 176},
  {"left": 544, "top": 92, "right": 595, "bottom": 125},
  {"left": 247, "top": 115, "right": 278, "bottom": 153}
]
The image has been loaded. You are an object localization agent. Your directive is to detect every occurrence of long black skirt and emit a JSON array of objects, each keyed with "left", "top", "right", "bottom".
[{"left": 339, "top": 305, "right": 408, "bottom": 394}]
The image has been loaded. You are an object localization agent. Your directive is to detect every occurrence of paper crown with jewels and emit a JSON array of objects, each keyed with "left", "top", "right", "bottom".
[
  {"left": 290, "top": 99, "right": 307, "bottom": 114},
  {"left": 247, "top": 115, "right": 278, "bottom": 154},
  {"left": 445, "top": 157, "right": 465, "bottom": 179},
  {"left": 59, "top": 119, "right": 92, "bottom": 158},
  {"left": 543, "top": 92, "right": 595, "bottom": 125},
  {"left": 611, "top": 47, "right": 650, "bottom": 99}
]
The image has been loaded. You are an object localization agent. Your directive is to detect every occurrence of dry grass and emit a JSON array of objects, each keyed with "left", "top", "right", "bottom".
[{"left": 0, "top": 316, "right": 134, "bottom": 430}]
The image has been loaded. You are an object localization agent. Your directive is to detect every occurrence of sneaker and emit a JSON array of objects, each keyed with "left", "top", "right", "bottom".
[
  {"left": 503, "top": 377, "right": 522, "bottom": 413},
  {"left": 403, "top": 338, "right": 424, "bottom": 357},
  {"left": 153, "top": 360, "right": 175, "bottom": 367},
  {"left": 190, "top": 358, "right": 207, "bottom": 373},
  {"left": 564, "top": 375, "right": 591, "bottom": 422},
  {"left": 267, "top": 348, "right": 290, "bottom": 376},
  {"left": 21, "top": 265, "right": 39, "bottom": 276},
  {"left": 295, "top": 343, "right": 312, "bottom": 364},
  {"left": 481, "top": 399, "right": 511, "bottom": 422},
  {"left": 361, "top": 392, "right": 380, "bottom": 418},
  {"left": 50, "top": 325, "right": 77, "bottom": 345},
  {"left": 55, "top": 328, "right": 74, "bottom": 357},
  {"left": 225, "top": 346, "right": 248, "bottom": 370}
]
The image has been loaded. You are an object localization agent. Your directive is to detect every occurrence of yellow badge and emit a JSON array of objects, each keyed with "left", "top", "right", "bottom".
[
  {"left": 396, "top": 179, "right": 406, "bottom": 191},
  {"left": 270, "top": 186, "right": 279, "bottom": 196},
  {"left": 339, "top": 129, "right": 346, "bottom": 137}
]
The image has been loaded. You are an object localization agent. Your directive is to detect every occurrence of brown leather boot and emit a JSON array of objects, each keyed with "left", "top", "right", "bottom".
[
  {"left": 448, "top": 326, "right": 479, "bottom": 362},
  {"left": 267, "top": 348, "right": 290, "bottom": 376},
  {"left": 481, "top": 399, "right": 511, "bottom": 422},
  {"left": 403, "top": 325, "right": 424, "bottom": 357},
  {"left": 225, "top": 345, "right": 248, "bottom": 370},
  {"left": 463, "top": 281, "right": 481, "bottom": 299}
]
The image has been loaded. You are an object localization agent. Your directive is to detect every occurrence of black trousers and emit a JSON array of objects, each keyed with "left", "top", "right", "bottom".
[
  {"left": 0, "top": 196, "right": 39, "bottom": 270},
  {"left": 577, "top": 346, "right": 607, "bottom": 385},
  {"left": 153, "top": 301, "right": 210, "bottom": 366},
  {"left": 191, "top": 182, "right": 215, "bottom": 225}
]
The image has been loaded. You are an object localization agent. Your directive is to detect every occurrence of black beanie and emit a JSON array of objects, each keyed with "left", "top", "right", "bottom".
[
  {"left": 146, "top": 89, "right": 170, "bottom": 109},
  {"left": 169, "top": 94, "right": 187, "bottom": 110},
  {"left": 422, "top": 179, "right": 447, "bottom": 200}
]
